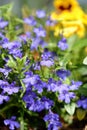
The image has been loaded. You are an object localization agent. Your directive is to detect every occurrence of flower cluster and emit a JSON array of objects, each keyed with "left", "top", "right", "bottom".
[
  {"left": 0, "top": 5, "right": 84, "bottom": 130},
  {"left": 43, "top": 110, "right": 62, "bottom": 130}
]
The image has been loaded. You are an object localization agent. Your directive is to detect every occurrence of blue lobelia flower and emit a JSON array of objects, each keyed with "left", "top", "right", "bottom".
[
  {"left": 47, "top": 78, "right": 60, "bottom": 92},
  {"left": 0, "top": 94, "right": 10, "bottom": 104},
  {"left": 0, "top": 18, "right": 8, "bottom": 28},
  {"left": 40, "top": 49, "right": 54, "bottom": 67},
  {"left": 77, "top": 96, "right": 87, "bottom": 109},
  {"left": 56, "top": 69, "right": 71, "bottom": 80},
  {"left": 33, "top": 80, "right": 47, "bottom": 93},
  {"left": 24, "top": 16, "right": 37, "bottom": 26},
  {"left": 19, "top": 32, "right": 31, "bottom": 43},
  {"left": 40, "top": 59, "right": 54, "bottom": 67},
  {"left": 69, "top": 80, "right": 82, "bottom": 90},
  {"left": 58, "top": 90, "right": 76, "bottom": 103},
  {"left": 43, "top": 110, "right": 62, "bottom": 130},
  {"left": 23, "top": 87, "right": 54, "bottom": 112},
  {"left": 2, "top": 40, "right": 22, "bottom": 58},
  {"left": 36, "top": 10, "right": 46, "bottom": 18},
  {"left": 0, "top": 81, "right": 20, "bottom": 95},
  {"left": 4, "top": 116, "right": 20, "bottom": 130},
  {"left": 29, "top": 96, "right": 54, "bottom": 112},
  {"left": 41, "top": 96, "right": 54, "bottom": 110},
  {"left": 30, "top": 37, "right": 47, "bottom": 50},
  {"left": 0, "top": 33, "right": 9, "bottom": 46},
  {"left": 58, "top": 37, "right": 68, "bottom": 50},
  {"left": 0, "top": 67, "right": 11, "bottom": 77},
  {"left": 32, "top": 61, "right": 41, "bottom": 70},
  {"left": 33, "top": 26, "right": 46, "bottom": 37},
  {"left": 46, "top": 17, "right": 57, "bottom": 26},
  {"left": 58, "top": 84, "right": 76, "bottom": 103},
  {"left": 23, "top": 71, "right": 40, "bottom": 87}
]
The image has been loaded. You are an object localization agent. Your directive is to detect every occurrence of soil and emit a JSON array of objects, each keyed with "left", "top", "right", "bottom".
[{"left": 60, "top": 118, "right": 87, "bottom": 130}]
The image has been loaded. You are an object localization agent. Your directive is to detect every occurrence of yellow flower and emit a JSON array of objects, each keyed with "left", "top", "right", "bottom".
[
  {"left": 54, "top": 20, "right": 85, "bottom": 38},
  {"left": 51, "top": 0, "right": 87, "bottom": 37},
  {"left": 52, "top": 0, "right": 87, "bottom": 24}
]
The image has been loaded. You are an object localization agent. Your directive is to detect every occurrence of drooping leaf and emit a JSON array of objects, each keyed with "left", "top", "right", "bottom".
[
  {"left": 64, "top": 102, "right": 76, "bottom": 115},
  {"left": 76, "top": 109, "right": 86, "bottom": 120}
]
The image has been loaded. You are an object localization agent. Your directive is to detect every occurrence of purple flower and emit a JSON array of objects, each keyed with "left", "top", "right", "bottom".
[
  {"left": 29, "top": 97, "right": 54, "bottom": 112},
  {"left": 46, "top": 17, "right": 57, "bottom": 26},
  {"left": 2, "top": 41, "right": 21, "bottom": 49},
  {"left": 41, "top": 49, "right": 55, "bottom": 60},
  {"left": 41, "top": 96, "right": 54, "bottom": 110},
  {"left": 24, "top": 16, "right": 37, "bottom": 26},
  {"left": 23, "top": 87, "right": 54, "bottom": 112},
  {"left": 0, "top": 18, "right": 8, "bottom": 28},
  {"left": 57, "top": 83, "right": 76, "bottom": 103},
  {"left": 0, "top": 33, "right": 9, "bottom": 46},
  {"left": 33, "top": 26, "right": 46, "bottom": 37},
  {"left": 56, "top": 69, "right": 71, "bottom": 80},
  {"left": 31, "top": 37, "right": 47, "bottom": 50},
  {"left": 4, "top": 116, "right": 20, "bottom": 130},
  {"left": 69, "top": 80, "right": 82, "bottom": 90},
  {"left": 58, "top": 91, "right": 76, "bottom": 103},
  {"left": 2, "top": 41, "right": 22, "bottom": 58},
  {"left": 30, "top": 37, "right": 41, "bottom": 50},
  {"left": 9, "top": 48, "right": 22, "bottom": 58},
  {"left": 19, "top": 32, "right": 31, "bottom": 43},
  {"left": 0, "top": 80, "right": 9, "bottom": 86},
  {"left": 47, "top": 79, "right": 61, "bottom": 92},
  {"left": 43, "top": 110, "right": 62, "bottom": 130},
  {"left": 40, "top": 49, "right": 54, "bottom": 67},
  {"left": 23, "top": 90, "right": 37, "bottom": 110},
  {"left": 0, "top": 67, "right": 11, "bottom": 76},
  {"left": 33, "top": 62, "right": 41, "bottom": 70},
  {"left": 0, "top": 94, "right": 10, "bottom": 104},
  {"left": 1, "top": 82, "right": 19, "bottom": 95},
  {"left": 36, "top": 10, "right": 46, "bottom": 18},
  {"left": 33, "top": 80, "right": 47, "bottom": 93},
  {"left": 23, "top": 71, "right": 40, "bottom": 86},
  {"left": 77, "top": 97, "right": 87, "bottom": 109},
  {"left": 30, "top": 99, "right": 44, "bottom": 112},
  {"left": 40, "top": 59, "right": 54, "bottom": 67},
  {"left": 58, "top": 38, "right": 68, "bottom": 50}
]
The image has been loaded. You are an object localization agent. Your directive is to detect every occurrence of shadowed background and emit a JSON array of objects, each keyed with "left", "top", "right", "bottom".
[{"left": 0, "top": 0, "right": 87, "bottom": 16}]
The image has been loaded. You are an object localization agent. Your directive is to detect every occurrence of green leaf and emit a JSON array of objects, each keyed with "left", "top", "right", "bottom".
[
  {"left": 59, "top": 52, "right": 71, "bottom": 66},
  {"left": 78, "top": 87, "right": 87, "bottom": 96},
  {"left": 7, "top": 56, "right": 17, "bottom": 69},
  {"left": 16, "top": 55, "right": 27, "bottom": 67},
  {"left": 76, "top": 109, "right": 86, "bottom": 120},
  {"left": 83, "top": 57, "right": 87, "bottom": 65},
  {"left": 72, "top": 38, "right": 87, "bottom": 50},
  {"left": 64, "top": 102, "right": 76, "bottom": 115}
]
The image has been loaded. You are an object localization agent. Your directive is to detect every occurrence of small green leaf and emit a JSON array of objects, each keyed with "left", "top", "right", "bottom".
[
  {"left": 76, "top": 109, "right": 86, "bottom": 120},
  {"left": 64, "top": 102, "right": 76, "bottom": 115},
  {"left": 7, "top": 56, "right": 17, "bottom": 69},
  {"left": 83, "top": 57, "right": 87, "bottom": 65}
]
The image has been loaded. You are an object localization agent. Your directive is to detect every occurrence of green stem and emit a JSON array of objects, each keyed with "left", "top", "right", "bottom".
[
  {"left": 20, "top": 79, "right": 26, "bottom": 97},
  {"left": 20, "top": 119, "right": 24, "bottom": 130}
]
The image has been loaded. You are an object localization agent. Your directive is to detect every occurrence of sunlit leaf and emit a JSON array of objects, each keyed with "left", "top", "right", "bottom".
[
  {"left": 64, "top": 102, "right": 76, "bottom": 115},
  {"left": 83, "top": 57, "right": 87, "bottom": 65}
]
